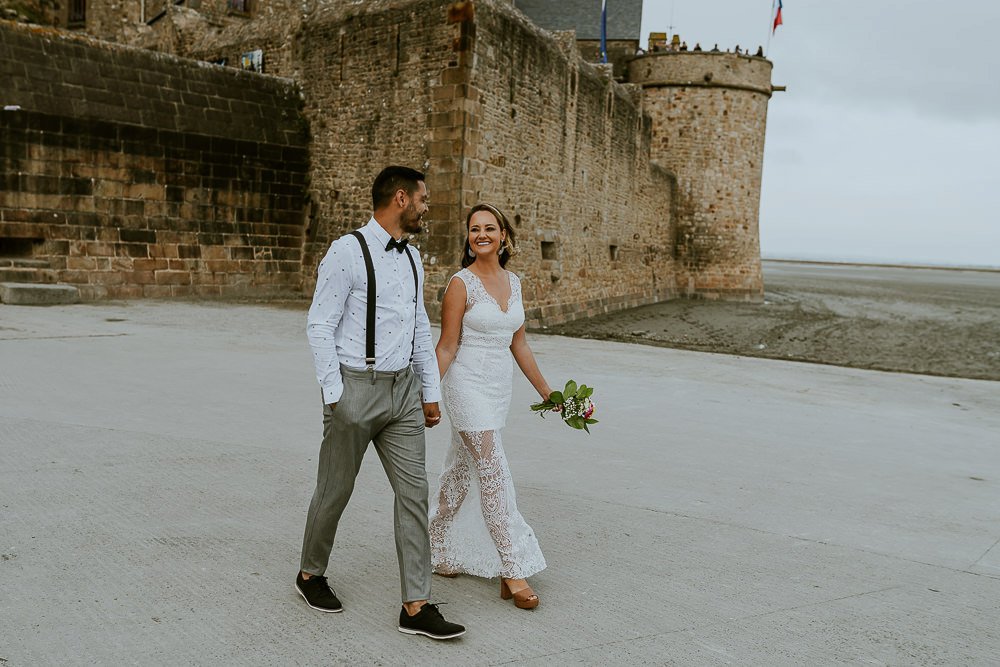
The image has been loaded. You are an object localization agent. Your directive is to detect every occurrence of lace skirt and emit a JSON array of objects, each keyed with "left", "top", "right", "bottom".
[{"left": 430, "top": 347, "right": 546, "bottom": 579}]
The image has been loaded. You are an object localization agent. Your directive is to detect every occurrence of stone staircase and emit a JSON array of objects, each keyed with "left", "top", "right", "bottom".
[{"left": 0, "top": 257, "right": 80, "bottom": 305}]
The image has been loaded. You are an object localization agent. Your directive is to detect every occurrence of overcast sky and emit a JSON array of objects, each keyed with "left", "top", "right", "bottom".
[{"left": 640, "top": 0, "right": 1000, "bottom": 267}]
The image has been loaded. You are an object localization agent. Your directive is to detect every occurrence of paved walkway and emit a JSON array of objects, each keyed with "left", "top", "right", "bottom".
[{"left": 1, "top": 301, "right": 998, "bottom": 665}]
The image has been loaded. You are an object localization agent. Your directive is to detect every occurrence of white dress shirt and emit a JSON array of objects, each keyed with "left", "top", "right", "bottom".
[{"left": 307, "top": 218, "right": 441, "bottom": 405}]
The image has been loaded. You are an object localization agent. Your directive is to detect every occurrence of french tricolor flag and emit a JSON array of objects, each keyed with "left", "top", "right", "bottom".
[
  {"left": 772, "top": 0, "right": 784, "bottom": 33},
  {"left": 600, "top": 0, "right": 608, "bottom": 63}
]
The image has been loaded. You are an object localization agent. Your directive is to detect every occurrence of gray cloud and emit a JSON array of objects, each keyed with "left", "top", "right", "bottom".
[
  {"left": 641, "top": 0, "right": 1000, "bottom": 266},
  {"left": 644, "top": 1, "right": 1000, "bottom": 121}
]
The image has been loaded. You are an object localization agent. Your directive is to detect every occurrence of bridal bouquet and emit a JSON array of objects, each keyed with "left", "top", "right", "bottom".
[{"left": 530, "top": 380, "right": 598, "bottom": 433}]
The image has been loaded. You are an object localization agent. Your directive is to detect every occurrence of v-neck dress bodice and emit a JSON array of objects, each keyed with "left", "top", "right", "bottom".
[
  {"left": 442, "top": 268, "right": 524, "bottom": 431},
  {"left": 454, "top": 268, "right": 524, "bottom": 352}
]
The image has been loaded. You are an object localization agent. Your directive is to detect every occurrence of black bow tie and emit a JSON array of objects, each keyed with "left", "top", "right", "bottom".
[{"left": 385, "top": 237, "right": 409, "bottom": 253}]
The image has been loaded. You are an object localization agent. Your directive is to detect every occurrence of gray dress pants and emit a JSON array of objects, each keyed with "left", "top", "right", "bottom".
[{"left": 300, "top": 365, "right": 431, "bottom": 603}]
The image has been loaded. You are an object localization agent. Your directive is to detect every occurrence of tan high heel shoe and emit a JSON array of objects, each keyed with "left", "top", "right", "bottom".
[{"left": 500, "top": 578, "right": 539, "bottom": 609}]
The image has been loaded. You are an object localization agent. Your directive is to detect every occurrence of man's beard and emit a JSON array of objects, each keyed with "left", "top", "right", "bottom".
[{"left": 401, "top": 203, "right": 424, "bottom": 234}]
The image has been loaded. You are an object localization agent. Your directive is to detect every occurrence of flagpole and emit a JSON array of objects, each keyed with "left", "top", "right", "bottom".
[
  {"left": 765, "top": 0, "right": 775, "bottom": 57},
  {"left": 600, "top": 0, "right": 608, "bottom": 63}
]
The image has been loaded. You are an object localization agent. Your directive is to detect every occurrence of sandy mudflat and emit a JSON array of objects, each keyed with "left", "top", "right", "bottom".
[{"left": 543, "top": 260, "right": 1000, "bottom": 381}]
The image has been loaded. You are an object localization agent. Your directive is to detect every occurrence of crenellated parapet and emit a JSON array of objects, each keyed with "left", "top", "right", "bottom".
[{"left": 629, "top": 50, "right": 774, "bottom": 96}]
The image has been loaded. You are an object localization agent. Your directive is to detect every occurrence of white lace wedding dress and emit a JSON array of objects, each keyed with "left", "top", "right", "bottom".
[{"left": 428, "top": 268, "right": 546, "bottom": 579}]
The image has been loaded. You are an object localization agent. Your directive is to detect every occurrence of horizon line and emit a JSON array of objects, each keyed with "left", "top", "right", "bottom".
[{"left": 763, "top": 257, "right": 1000, "bottom": 274}]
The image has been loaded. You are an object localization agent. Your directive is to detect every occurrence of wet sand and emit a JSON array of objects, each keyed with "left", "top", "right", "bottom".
[{"left": 543, "top": 260, "right": 1000, "bottom": 381}]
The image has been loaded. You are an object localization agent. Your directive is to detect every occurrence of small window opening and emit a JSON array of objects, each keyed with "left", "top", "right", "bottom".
[
  {"left": 0, "top": 238, "right": 41, "bottom": 257},
  {"left": 68, "top": 0, "right": 86, "bottom": 26}
]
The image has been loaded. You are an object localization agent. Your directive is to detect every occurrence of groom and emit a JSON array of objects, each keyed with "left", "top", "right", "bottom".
[{"left": 296, "top": 166, "right": 466, "bottom": 640}]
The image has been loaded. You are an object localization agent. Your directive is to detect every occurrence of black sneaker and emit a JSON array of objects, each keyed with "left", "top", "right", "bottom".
[
  {"left": 295, "top": 572, "right": 343, "bottom": 613},
  {"left": 398, "top": 603, "right": 466, "bottom": 640}
]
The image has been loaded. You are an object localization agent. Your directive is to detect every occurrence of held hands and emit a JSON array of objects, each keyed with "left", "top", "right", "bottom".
[
  {"left": 423, "top": 402, "right": 442, "bottom": 428},
  {"left": 327, "top": 401, "right": 440, "bottom": 427}
]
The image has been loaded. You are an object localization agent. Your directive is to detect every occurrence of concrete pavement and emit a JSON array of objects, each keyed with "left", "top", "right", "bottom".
[{"left": 1, "top": 300, "right": 998, "bottom": 665}]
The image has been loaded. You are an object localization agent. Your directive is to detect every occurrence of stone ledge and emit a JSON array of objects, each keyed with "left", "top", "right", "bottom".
[
  {"left": 0, "top": 258, "right": 51, "bottom": 269},
  {"left": 0, "top": 282, "right": 81, "bottom": 305}
]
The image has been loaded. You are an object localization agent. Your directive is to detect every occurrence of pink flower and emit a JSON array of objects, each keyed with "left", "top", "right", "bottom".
[{"left": 583, "top": 401, "right": 595, "bottom": 419}]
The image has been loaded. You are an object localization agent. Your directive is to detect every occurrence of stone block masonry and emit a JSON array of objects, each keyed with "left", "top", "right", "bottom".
[
  {"left": 2, "top": 0, "right": 776, "bottom": 321},
  {"left": 183, "top": 0, "right": 679, "bottom": 325},
  {"left": 0, "top": 21, "right": 309, "bottom": 299},
  {"left": 466, "top": 3, "right": 677, "bottom": 326},
  {"left": 186, "top": 0, "right": 501, "bottom": 315},
  {"left": 145, "top": 1, "right": 774, "bottom": 311},
  {"left": 629, "top": 51, "right": 774, "bottom": 301},
  {"left": 288, "top": 0, "right": 470, "bottom": 311}
]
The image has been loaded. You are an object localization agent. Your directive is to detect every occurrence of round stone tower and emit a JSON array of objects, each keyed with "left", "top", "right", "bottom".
[{"left": 628, "top": 50, "right": 774, "bottom": 301}]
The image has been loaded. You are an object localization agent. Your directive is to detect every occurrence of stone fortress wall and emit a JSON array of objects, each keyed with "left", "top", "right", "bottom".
[
  {"left": 464, "top": 4, "right": 675, "bottom": 324},
  {"left": 175, "top": 0, "right": 682, "bottom": 324},
  {"left": 0, "top": 0, "right": 776, "bottom": 321},
  {"left": 629, "top": 52, "right": 774, "bottom": 300}
]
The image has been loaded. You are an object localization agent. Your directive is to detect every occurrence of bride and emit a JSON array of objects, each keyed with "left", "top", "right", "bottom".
[{"left": 428, "top": 203, "right": 553, "bottom": 610}]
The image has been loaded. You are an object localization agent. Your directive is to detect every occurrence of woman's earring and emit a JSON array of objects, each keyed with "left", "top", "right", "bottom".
[
  {"left": 498, "top": 238, "right": 505, "bottom": 255},
  {"left": 467, "top": 245, "right": 475, "bottom": 258}
]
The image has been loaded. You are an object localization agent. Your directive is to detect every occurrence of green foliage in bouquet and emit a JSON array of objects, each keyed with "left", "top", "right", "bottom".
[{"left": 530, "top": 379, "right": 599, "bottom": 433}]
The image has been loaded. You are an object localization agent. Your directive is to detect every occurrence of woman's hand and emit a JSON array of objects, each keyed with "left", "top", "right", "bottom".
[{"left": 423, "top": 402, "right": 442, "bottom": 428}]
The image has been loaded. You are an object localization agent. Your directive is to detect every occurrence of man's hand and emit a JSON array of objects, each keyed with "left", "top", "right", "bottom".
[{"left": 423, "top": 402, "right": 442, "bottom": 428}]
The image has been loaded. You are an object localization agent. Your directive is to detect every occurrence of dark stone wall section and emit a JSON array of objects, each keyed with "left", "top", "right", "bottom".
[
  {"left": 0, "top": 23, "right": 306, "bottom": 144},
  {"left": 0, "top": 22, "right": 310, "bottom": 298}
]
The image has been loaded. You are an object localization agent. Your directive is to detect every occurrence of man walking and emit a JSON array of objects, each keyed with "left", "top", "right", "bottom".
[{"left": 296, "top": 166, "right": 465, "bottom": 640}]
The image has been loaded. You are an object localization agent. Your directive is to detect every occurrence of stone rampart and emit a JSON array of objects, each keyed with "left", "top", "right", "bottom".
[
  {"left": 466, "top": 2, "right": 675, "bottom": 326},
  {"left": 0, "top": 21, "right": 309, "bottom": 298},
  {"left": 2, "top": 1, "right": 775, "bottom": 321},
  {"left": 629, "top": 51, "right": 773, "bottom": 300},
  {"left": 179, "top": 0, "right": 675, "bottom": 325}
]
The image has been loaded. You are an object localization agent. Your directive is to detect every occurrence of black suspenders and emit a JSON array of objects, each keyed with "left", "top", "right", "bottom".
[{"left": 350, "top": 230, "right": 419, "bottom": 376}]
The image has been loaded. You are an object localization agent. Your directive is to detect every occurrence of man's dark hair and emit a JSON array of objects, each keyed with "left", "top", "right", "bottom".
[{"left": 371, "top": 166, "right": 425, "bottom": 210}]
